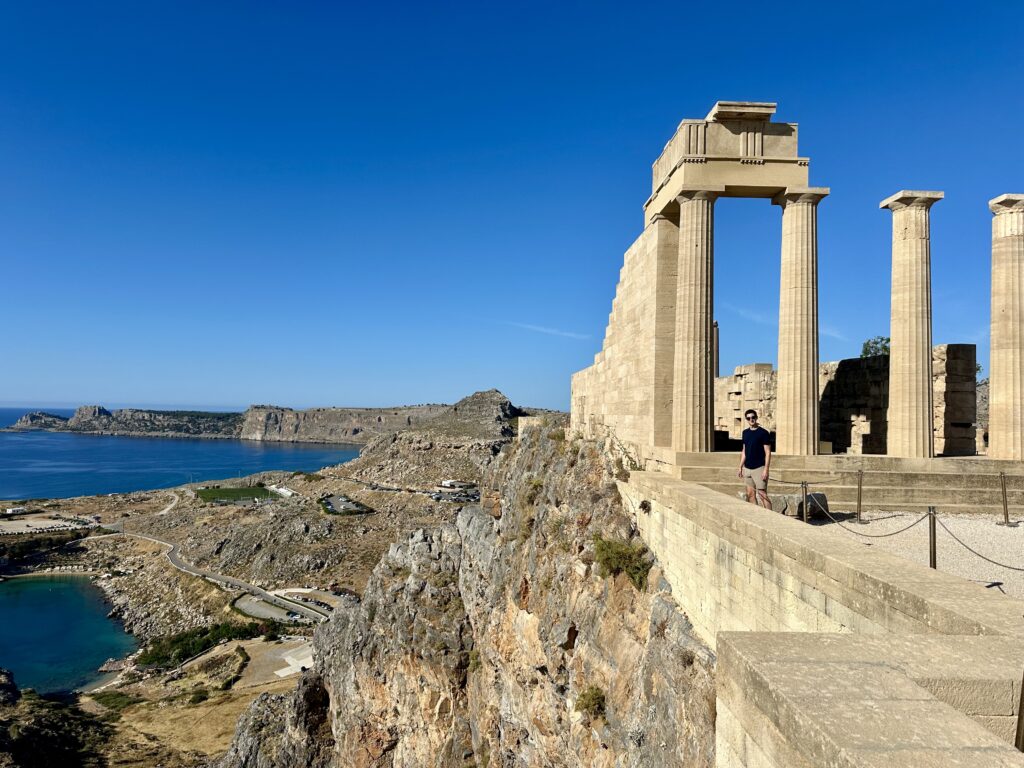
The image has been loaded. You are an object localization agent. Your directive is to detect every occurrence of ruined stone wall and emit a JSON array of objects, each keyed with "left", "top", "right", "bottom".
[
  {"left": 713, "top": 344, "right": 977, "bottom": 456},
  {"left": 713, "top": 364, "right": 776, "bottom": 439}
]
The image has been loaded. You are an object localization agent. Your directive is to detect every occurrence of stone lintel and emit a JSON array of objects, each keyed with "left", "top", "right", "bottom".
[
  {"left": 989, "top": 193, "right": 1024, "bottom": 215},
  {"left": 705, "top": 101, "right": 777, "bottom": 122},
  {"left": 675, "top": 184, "right": 726, "bottom": 204},
  {"left": 880, "top": 190, "right": 944, "bottom": 211},
  {"left": 772, "top": 186, "right": 830, "bottom": 207}
]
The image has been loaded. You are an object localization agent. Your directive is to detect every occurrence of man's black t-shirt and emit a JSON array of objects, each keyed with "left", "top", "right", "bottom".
[{"left": 742, "top": 427, "right": 772, "bottom": 469}]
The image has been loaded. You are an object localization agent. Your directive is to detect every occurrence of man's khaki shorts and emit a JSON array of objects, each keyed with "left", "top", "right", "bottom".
[{"left": 743, "top": 465, "right": 768, "bottom": 491}]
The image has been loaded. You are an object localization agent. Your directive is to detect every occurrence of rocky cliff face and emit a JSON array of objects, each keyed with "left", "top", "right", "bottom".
[
  {"left": 47, "top": 405, "right": 244, "bottom": 438},
  {"left": 219, "top": 424, "right": 715, "bottom": 767},
  {"left": 240, "top": 404, "right": 448, "bottom": 445},
  {"left": 343, "top": 390, "right": 525, "bottom": 486}
]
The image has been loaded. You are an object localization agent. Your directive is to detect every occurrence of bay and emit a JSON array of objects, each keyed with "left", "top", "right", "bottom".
[
  {"left": 0, "top": 407, "right": 360, "bottom": 500},
  {"left": 0, "top": 575, "right": 138, "bottom": 694}
]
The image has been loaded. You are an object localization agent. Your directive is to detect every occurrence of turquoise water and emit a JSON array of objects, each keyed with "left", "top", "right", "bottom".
[
  {"left": 0, "top": 576, "right": 138, "bottom": 693},
  {"left": 0, "top": 407, "right": 360, "bottom": 500}
]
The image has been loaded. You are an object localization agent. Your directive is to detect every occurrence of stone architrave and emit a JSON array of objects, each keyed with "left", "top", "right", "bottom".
[
  {"left": 988, "top": 194, "right": 1024, "bottom": 460},
  {"left": 880, "top": 190, "right": 943, "bottom": 458},
  {"left": 672, "top": 186, "right": 723, "bottom": 452},
  {"left": 773, "top": 187, "right": 829, "bottom": 455}
]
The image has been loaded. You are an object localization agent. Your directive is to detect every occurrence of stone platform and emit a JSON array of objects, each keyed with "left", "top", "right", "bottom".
[
  {"left": 620, "top": 470, "right": 1024, "bottom": 766},
  {"left": 652, "top": 449, "right": 1024, "bottom": 515}
]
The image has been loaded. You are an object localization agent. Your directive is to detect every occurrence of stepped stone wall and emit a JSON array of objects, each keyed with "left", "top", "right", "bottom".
[{"left": 571, "top": 223, "right": 672, "bottom": 453}]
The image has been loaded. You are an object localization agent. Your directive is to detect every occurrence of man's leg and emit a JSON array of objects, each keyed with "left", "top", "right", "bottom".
[
  {"left": 757, "top": 486, "right": 773, "bottom": 511},
  {"left": 744, "top": 471, "right": 757, "bottom": 504}
]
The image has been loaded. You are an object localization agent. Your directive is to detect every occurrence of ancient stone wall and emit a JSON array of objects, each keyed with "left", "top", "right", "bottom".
[
  {"left": 712, "top": 344, "right": 977, "bottom": 456},
  {"left": 622, "top": 470, "right": 1024, "bottom": 766},
  {"left": 571, "top": 226, "right": 664, "bottom": 454}
]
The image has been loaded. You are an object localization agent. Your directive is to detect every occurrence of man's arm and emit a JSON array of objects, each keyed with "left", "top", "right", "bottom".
[
  {"left": 762, "top": 442, "right": 771, "bottom": 480},
  {"left": 738, "top": 446, "right": 746, "bottom": 477}
]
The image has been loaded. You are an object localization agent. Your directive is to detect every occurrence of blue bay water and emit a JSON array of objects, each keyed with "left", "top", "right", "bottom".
[
  {"left": 0, "top": 576, "right": 138, "bottom": 694},
  {"left": 0, "top": 407, "right": 360, "bottom": 500}
]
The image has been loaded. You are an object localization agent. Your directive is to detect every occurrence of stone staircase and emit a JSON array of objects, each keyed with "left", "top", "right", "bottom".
[{"left": 657, "top": 452, "right": 1024, "bottom": 515}]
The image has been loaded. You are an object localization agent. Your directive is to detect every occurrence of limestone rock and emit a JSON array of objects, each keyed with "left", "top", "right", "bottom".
[
  {"left": 220, "top": 424, "right": 715, "bottom": 768},
  {"left": 0, "top": 669, "right": 19, "bottom": 707}
]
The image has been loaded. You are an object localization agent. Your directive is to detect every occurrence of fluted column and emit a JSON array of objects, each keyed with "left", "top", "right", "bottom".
[
  {"left": 988, "top": 194, "right": 1024, "bottom": 460},
  {"left": 773, "top": 187, "right": 829, "bottom": 455},
  {"left": 880, "top": 191, "right": 942, "bottom": 458},
  {"left": 672, "top": 186, "right": 722, "bottom": 453}
]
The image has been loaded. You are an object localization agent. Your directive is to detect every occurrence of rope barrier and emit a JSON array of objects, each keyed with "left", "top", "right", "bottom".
[
  {"left": 807, "top": 495, "right": 932, "bottom": 538},
  {"left": 934, "top": 516, "right": 1024, "bottom": 573},
  {"left": 800, "top": 492, "right": 1024, "bottom": 570}
]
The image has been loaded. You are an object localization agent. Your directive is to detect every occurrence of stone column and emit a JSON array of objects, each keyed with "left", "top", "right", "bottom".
[
  {"left": 672, "top": 186, "right": 723, "bottom": 453},
  {"left": 988, "top": 194, "right": 1024, "bottom": 460},
  {"left": 773, "top": 187, "right": 829, "bottom": 455},
  {"left": 880, "top": 191, "right": 943, "bottom": 458},
  {"left": 651, "top": 213, "right": 679, "bottom": 448}
]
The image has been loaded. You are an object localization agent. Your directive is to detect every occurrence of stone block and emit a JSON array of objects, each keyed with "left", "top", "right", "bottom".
[{"left": 772, "top": 492, "right": 829, "bottom": 519}]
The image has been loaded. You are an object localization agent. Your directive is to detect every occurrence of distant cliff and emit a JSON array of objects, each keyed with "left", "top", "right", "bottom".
[
  {"left": 240, "top": 404, "right": 449, "bottom": 444},
  {"left": 6, "top": 403, "right": 453, "bottom": 445},
  {"left": 6, "top": 405, "right": 243, "bottom": 439}
]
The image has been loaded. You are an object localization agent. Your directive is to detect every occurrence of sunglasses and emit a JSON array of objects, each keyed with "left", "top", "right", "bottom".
[{"left": 746, "top": 416, "right": 757, "bottom": 421}]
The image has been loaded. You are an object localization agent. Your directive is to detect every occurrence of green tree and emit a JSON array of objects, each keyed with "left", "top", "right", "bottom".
[{"left": 860, "top": 336, "right": 890, "bottom": 357}]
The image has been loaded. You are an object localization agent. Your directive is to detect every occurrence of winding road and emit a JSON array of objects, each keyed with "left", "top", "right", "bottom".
[{"left": 109, "top": 493, "right": 330, "bottom": 623}]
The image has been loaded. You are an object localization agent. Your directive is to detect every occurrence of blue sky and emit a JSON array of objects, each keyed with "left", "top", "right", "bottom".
[{"left": 1, "top": 2, "right": 1021, "bottom": 411}]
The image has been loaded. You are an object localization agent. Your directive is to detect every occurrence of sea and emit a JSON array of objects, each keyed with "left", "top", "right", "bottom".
[
  {"left": 0, "top": 576, "right": 138, "bottom": 694},
  {"left": 0, "top": 407, "right": 361, "bottom": 500},
  {"left": 0, "top": 406, "right": 362, "bottom": 692}
]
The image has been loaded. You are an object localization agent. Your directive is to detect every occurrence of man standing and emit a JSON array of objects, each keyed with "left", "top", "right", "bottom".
[{"left": 738, "top": 409, "right": 772, "bottom": 509}]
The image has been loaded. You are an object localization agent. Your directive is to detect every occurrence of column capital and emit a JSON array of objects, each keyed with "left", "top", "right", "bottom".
[
  {"left": 772, "top": 186, "right": 829, "bottom": 207},
  {"left": 649, "top": 212, "right": 673, "bottom": 223},
  {"left": 880, "top": 190, "right": 943, "bottom": 212},
  {"left": 675, "top": 184, "right": 725, "bottom": 205},
  {"left": 989, "top": 193, "right": 1024, "bottom": 215}
]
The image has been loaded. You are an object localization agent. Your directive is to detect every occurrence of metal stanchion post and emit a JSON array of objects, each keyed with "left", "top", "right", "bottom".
[
  {"left": 1015, "top": 665, "right": 1024, "bottom": 752},
  {"left": 1016, "top": 665, "right": 1024, "bottom": 752},
  {"left": 928, "top": 507, "right": 937, "bottom": 569},
  {"left": 998, "top": 472, "right": 1011, "bottom": 526},
  {"left": 855, "top": 469, "right": 865, "bottom": 524},
  {"left": 801, "top": 482, "right": 809, "bottom": 524}
]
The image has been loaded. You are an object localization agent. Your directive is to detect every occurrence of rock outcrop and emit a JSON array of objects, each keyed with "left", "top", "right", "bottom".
[
  {"left": 343, "top": 390, "right": 526, "bottom": 486},
  {"left": 220, "top": 423, "right": 715, "bottom": 767},
  {"left": 7, "top": 411, "right": 70, "bottom": 430}
]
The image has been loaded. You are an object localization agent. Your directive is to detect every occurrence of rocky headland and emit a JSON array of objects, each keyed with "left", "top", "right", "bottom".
[
  {"left": 219, "top": 422, "right": 716, "bottom": 767},
  {"left": 5, "top": 401, "right": 478, "bottom": 445}
]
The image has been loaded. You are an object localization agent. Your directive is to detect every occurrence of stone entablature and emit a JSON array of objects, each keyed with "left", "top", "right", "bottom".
[{"left": 647, "top": 101, "right": 810, "bottom": 226}]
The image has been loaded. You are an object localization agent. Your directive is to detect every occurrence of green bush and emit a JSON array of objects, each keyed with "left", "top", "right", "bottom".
[
  {"left": 188, "top": 688, "right": 209, "bottom": 705},
  {"left": 593, "top": 536, "right": 652, "bottom": 591},
  {"left": 90, "top": 690, "right": 142, "bottom": 713},
  {"left": 137, "top": 621, "right": 278, "bottom": 667},
  {"left": 523, "top": 478, "right": 544, "bottom": 506},
  {"left": 575, "top": 685, "right": 606, "bottom": 719}
]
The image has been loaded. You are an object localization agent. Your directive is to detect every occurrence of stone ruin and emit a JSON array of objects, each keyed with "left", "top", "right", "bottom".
[{"left": 714, "top": 344, "right": 978, "bottom": 456}]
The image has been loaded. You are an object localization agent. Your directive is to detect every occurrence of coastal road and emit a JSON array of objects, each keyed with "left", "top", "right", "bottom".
[
  {"left": 105, "top": 492, "right": 330, "bottom": 623},
  {"left": 122, "top": 527, "right": 330, "bottom": 623}
]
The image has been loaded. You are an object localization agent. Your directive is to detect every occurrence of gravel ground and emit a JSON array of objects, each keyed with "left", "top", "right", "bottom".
[{"left": 810, "top": 507, "right": 1024, "bottom": 599}]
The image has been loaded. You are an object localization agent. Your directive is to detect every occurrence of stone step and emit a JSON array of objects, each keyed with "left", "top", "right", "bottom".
[
  {"left": 672, "top": 465, "right": 1024, "bottom": 491},
  {"left": 695, "top": 480, "right": 1024, "bottom": 514},
  {"left": 670, "top": 451, "right": 1024, "bottom": 475}
]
